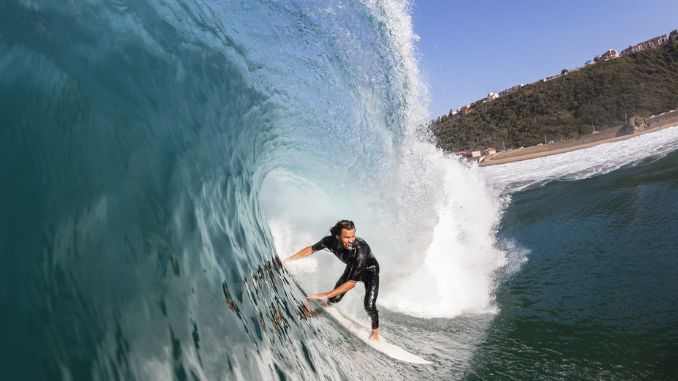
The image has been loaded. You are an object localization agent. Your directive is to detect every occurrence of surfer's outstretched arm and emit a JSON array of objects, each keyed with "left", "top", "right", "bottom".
[
  {"left": 283, "top": 246, "right": 314, "bottom": 264},
  {"left": 308, "top": 281, "right": 356, "bottom": 300}
]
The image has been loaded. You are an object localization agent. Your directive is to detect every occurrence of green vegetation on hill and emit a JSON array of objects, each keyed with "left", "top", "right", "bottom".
[{"left": 431, "top": 35, "right": 678, "bottom": 152}]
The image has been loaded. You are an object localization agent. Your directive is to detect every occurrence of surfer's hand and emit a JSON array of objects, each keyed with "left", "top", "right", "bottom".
[{"left": 307, "top": 293, "right": 325, "bottom": 300}]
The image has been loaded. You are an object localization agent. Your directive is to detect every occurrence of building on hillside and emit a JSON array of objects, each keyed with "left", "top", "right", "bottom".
[
  {"left": 599, "top": 49, "right": 619, "bottom": 61},
  {"left": 621, "top": 35, "right": 668, "bottom": 55},
  {"left": 483, "top": 147, "right": 496, "bottom": 156},
  {"left": 457, "top": 104, "right": 471, "bottom": 114},
  {"left": 486, "top": 92, "right": 499, "bottom": 101},
  {"left": 499, "top": 84, "right": 523, "bottom": 96},
  {"left": 455, "top": 150, "right": 485, "bottom": 163}
]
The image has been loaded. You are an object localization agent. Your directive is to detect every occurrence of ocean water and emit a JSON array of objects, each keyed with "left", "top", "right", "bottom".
[
  {"left": 472, "top": 148, "right": 678, "bottom": 380},
  {"left": 2, "top": 1, "right": 678, "bottom": 380}
]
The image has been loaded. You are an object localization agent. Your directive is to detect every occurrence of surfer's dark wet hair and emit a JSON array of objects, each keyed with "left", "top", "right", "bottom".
[{"left": 330, "top": 220, "right": 355, "bottom": 236}]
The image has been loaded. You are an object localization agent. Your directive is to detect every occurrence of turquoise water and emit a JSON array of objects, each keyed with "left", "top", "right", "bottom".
[
  {"left": 2, "top": 1, "right": 678, "bottom": 380},
  {"left": 1, "top": 1, "right": 437, "bottom": 379}
]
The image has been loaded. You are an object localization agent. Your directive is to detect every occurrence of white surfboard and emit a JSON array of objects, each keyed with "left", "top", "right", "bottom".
[{"left": 321, "top": 305, "right": 432, "bottom": 365}]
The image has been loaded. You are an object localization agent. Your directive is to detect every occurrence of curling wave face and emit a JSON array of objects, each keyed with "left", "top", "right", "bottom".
[{"left": 1, "top": 1, "right": 506, "bottom": 379}]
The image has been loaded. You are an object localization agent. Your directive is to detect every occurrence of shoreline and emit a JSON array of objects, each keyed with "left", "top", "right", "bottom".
[{"left": 479, "top": 120, "right": 678, "bottom": 167}]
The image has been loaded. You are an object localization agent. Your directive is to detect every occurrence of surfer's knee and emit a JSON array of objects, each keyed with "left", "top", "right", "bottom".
[
  {"left": 364, "top": 297, "right": 377, "bottom": 311},
  {"left": 364, "top": 289, "right": 378, "bottom": 311}
]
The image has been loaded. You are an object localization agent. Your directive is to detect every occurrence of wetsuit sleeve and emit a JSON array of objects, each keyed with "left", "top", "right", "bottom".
[
  {"left": 311, "top": 236, "right": 333, "bottom": 252},
  {"left": 346, "top": 248, "right": 368, "bottom": 282}
]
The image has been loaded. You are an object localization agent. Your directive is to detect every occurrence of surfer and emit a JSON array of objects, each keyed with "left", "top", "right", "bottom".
[{"left": 284, "top": 220, "right": 381, "bottom": 340}]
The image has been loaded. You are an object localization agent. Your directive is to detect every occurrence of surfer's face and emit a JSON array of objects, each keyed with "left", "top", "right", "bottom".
[{"left": 337, "top": 228, "right": 356, "bottom": 249}]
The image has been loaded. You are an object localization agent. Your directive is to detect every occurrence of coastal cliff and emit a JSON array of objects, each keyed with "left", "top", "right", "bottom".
[{"left": 431, "top": 34, "right": 678, "bottom": 152}]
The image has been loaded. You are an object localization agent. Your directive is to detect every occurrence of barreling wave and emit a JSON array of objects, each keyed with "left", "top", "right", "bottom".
[{"left": 0, "top": 1, "right": 507, "bottom": 379}]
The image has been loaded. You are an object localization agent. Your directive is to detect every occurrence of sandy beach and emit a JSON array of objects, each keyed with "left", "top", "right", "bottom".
[{"left": 479, "top": 113, "right": 678, "bottom": 167}]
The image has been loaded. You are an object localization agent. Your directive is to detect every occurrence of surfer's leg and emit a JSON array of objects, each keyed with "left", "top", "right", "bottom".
[
  {"left": 328, "top": 267, "right": 350, "bottom": 304},
  {"left": 363, "top": 270, "right": 379, "bottom": 330}
]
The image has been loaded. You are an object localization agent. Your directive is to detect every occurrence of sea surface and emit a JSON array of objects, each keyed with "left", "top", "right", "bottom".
[
  {"left": 2, "top": 1, "right": 678, "bottom": 380},
  {"left": 473, "top": 147, "right": 678, "bottom": 380}
]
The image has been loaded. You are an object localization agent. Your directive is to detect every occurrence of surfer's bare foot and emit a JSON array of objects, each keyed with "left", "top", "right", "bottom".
[{"left": 369, "top": 328, "right": 380, "bottom": 341}]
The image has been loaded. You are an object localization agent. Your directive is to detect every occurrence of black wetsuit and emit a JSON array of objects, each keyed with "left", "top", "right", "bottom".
[{"left": 312, "top": 236, "right": 380, "bottom": 329}]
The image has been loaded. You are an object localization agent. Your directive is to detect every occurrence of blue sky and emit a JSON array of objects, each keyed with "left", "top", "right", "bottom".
[{"left": 412, "top": 0, "right": 678, "bottom": 117}]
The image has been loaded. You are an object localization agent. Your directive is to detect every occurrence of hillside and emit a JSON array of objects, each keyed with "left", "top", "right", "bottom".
[{"left": 431, "top": 36, "right": 678, "bottom": 152}]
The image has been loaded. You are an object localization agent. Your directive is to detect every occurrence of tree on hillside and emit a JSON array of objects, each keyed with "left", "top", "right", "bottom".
[
  {"left": 430, "top": 44, "right": 678, "bottom": 151},
  {"left": 670, "top": 29, "right": 678, "bottom": 46}
]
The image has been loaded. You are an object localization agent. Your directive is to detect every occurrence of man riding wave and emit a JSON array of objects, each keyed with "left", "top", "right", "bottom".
[{"left": 284, "top": 220, "right": 380, "bottom": 340}]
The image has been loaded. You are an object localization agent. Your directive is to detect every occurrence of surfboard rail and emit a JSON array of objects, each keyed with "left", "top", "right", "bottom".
[{"left": 320, "top": 305, "right": 432, "bottom": 365}]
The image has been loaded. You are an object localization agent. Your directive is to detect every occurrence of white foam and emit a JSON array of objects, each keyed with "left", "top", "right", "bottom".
[
  {"left": 261, "top": 0, "right": 508, "bottom": 320},
  {"left": 481, "top": 125, "right": 678, "bottom": 193}
]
